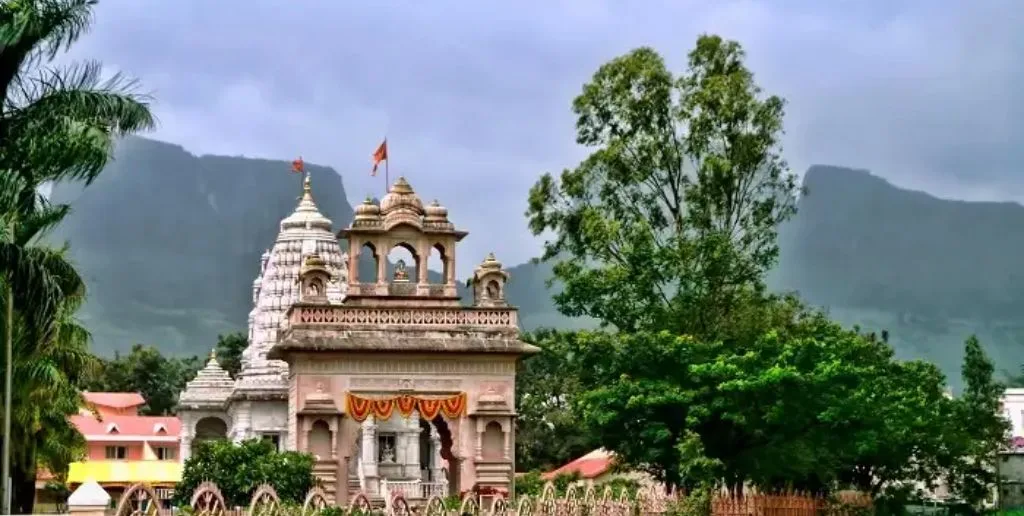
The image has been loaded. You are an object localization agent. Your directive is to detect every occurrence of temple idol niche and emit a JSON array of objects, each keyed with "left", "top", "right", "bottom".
[{"left": 180, "top": 174, "right": 536, "bottom": 506}]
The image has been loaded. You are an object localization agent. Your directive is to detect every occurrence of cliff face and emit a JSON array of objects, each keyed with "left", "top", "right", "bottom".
[
  {"left": 50, "top": 139, "right": 1023, "bottom": 386},
  {"left": 772, "top": 165, "right": 1024, "bottom": 381},
  {"left": 48, "top": 137, "right": 354, "bottom": 355}
]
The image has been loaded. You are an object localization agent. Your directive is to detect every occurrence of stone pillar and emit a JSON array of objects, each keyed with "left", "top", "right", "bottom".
[
  {"left": 503, "top": 419, "right": 511, "bottom": 460},
  {"left": 375, "top": 251, "right": 387, "bottom": 285},
  {"left": 429, "top": 426, "right": 444, "bottom": 483},
  {"left": 361, "top": 416, "right": 379, "bottom": 495},
  {"left": 181, "top": 435, "right": 193, "bottom": 462},
  {"left": 232, "top": 403, "right": 252, "bottom": 443},
  {"left": 407, "top": 414, "right": 422, "bottom": 480}
]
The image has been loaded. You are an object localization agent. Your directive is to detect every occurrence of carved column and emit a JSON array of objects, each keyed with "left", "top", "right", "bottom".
[
  {"left": 232, "top": 403, "right": 252, "bottom": 443},
  {"left": 429, "top": 426, "right": 444, "bottom": 483},
  {"left": 375, "top": 248, "right": 387, "bottom": 285},
  {"left": 407, "top": 414, "right": 422, "bottom": 480},
  {"left": 503, "top": 422, "right": 511, "bottom": 460},
  {"left": 360, "top": 416, "right": 379, "bottom": 495},
  {"left": 180, "top": 417, "right": 193, "bottom": 462}
]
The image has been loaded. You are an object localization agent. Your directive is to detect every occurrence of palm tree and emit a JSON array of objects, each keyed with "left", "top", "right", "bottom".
[
  {"left": 0, "top": 0, "right": 154, "bottom": 511},
  {"left": 3, "top": 248, "right": 96, "bottom": 513}
]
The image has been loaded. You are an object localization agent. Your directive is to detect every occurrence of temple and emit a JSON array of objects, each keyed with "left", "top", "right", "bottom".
[{"left": 177, "top": 174, "right": 537, "bottom": 504}]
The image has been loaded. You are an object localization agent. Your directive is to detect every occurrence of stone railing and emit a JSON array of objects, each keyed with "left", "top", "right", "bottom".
[
  {"left": 289, "top": 305, "right": 518, "bottom": 330},
  {"left": 382, "top": 479, "right": 449, "bottom": 502},
  {"left": 421, "top": 481, "right": 448, "bottom": 499}
]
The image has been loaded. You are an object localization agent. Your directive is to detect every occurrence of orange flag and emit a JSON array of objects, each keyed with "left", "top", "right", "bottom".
[
  {"left": 291, "top": 156, "right": 305, "bottom": 174},
  {"left": 371, "top": 140, "right": 388, "bottom": 176}
]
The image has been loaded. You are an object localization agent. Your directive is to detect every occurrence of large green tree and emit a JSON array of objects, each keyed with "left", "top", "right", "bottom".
[
  {"left": 514, "top": 329, "right": 594, "bottom": 472},
  {"left": 0, "top": 0, "right": 153, "bottom": 511},
  {"left": 527, "top": 35, "right": 799, "bottom": 339},
  {"left": 946, "top": 336, "right": 1008, "bottom": 506},
  {"left": 524, "top": 33, "right": 1005, "bottom": 502},
  {"left": 83, "top": 344, "right": 201, "bottom": 416}
]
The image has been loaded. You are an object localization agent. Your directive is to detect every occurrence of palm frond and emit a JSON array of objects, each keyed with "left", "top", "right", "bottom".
[
  {"left": 1, "top": 61, "right": 154, "bottom": 186},
  {"left": 0, "top": 0, "right": 96, "bottom": 99},
  {"left": 14, "top": 199, "right": 69, "bottom": 245}
]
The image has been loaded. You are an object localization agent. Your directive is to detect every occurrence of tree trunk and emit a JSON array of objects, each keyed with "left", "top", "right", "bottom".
[
  {"left": 12, "top": 460, "right": 34, "bottom": 515},
  {"left": 1, "top": 281, "right": 10, "bottom": 514}
]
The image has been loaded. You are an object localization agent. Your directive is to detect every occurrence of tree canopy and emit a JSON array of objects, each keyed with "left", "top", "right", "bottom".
[{"left": 523, "top": 33, "right": 1007, "bottom": 507}]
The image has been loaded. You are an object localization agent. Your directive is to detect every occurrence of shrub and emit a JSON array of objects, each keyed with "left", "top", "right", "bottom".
[{"left": 173, "top": 439, "right": 316, "bottom": 507}]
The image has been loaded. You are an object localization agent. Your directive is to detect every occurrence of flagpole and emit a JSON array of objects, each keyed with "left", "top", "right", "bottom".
[{"left": 385, "top": 137, "right": 390, "bottom": 192}]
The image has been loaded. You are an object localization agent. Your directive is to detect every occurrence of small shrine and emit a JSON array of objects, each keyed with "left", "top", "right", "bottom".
[{"left": 178, "top": 174, "right": 537, "bottom": 505}]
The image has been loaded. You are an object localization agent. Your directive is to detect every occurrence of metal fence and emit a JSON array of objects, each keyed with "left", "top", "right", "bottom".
[{"left": 108, "top": 480, "right": 873, "bottom": 516}]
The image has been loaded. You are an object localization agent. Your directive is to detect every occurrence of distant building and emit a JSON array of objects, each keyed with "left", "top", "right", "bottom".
[
  {"left": 544, "top": 449, "right": 660, "bottom": 489},
  {"left": 35, "top": 392, "right": 183, "bottom": 509}
]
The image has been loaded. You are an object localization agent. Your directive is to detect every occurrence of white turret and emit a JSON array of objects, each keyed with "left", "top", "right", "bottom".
[{"left": 234, "top": 174, "right": 348, "bottom": 396}]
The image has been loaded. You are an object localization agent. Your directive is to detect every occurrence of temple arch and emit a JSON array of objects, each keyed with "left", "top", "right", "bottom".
[
  {"left": 386, "top": 242, "right": 418, "bottom": 283},
  {"left": 358, "top": 242, "right": 379, "bottom": 283},
  {"left": 194, "top": 416, "right": 228, "bottom": 443},
  {"left": 481, "top": 422, "right": 504, "bottom": 460},
  {"left": 309, "top": 420, "right": 332, "bottom": 460},
  {"left": 427, "top": 243, "right": 448, "bottom": 285}
]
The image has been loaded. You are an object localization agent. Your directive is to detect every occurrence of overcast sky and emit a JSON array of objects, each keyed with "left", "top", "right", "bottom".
[{"left": 68, "top": 0, "right": 1021, "bottom": 275}]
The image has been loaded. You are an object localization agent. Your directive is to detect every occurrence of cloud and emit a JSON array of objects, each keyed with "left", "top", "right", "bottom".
[{"left": 66, "top": 0, "right": 1021, "bottom": 275}]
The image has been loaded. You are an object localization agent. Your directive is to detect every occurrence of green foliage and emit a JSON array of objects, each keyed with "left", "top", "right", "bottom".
[
  {"left": 945, "top": 336, "right": 1008, "bottom": 506},
  {"left": 514, "top": 470, "right": 545, "bottom": 498},
  {"left": 525, "top": 33, "right": 1006, "bottom": 502},
  {"left": 173, "top": 439, "right": 315, "bottom": 507},
  {"left": 214, "top": 332, "right": 246, "bottom": 378},
  {"left": 526, "top": 35, "right": 799, "bottom": 337},
  {"left": 82, "top": 344, "right": 201, "bottom": 415},
  {"left": 0, "top": 0, "right": 153, "bottom": 512},
  {"left": 515, "top": 329, "right": 594, "bottom": 471}
]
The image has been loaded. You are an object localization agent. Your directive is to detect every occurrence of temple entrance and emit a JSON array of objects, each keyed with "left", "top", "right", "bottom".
[{"left": 342, "top": 392, "right": 466, "bottom": 500}]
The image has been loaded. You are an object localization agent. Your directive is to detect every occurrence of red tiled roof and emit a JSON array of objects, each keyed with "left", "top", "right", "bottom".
[
  {"left": 70, "top": 414, "right": 181, "bottom": 438},
  {"left": 543, "top": 449, "right": 615, "bottom": 480},
  {"left": 82, "top": 392, "right": 146, "bottom": 409}
]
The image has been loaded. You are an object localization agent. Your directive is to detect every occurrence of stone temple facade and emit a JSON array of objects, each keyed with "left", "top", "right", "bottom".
[{"left": 177, "top": 175, "right": 536, "bottom": 504}]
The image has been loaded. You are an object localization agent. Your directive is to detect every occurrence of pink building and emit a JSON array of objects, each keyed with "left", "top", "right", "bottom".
[{"left": 37, "top": 392, "right": 184, "bottom": 507}]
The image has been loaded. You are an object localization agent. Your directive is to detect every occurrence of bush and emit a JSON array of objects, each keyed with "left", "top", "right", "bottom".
[{"left": 173, "top": 439, "right": 316, "bottom": 507}]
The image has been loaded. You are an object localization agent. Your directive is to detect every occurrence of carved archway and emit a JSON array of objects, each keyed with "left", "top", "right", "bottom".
[
  {"left": 194, "top": 416, "right": 228, "bottom": 443},
  {"left": 430, "top": 414, "right": 462, "bottom": 496}
]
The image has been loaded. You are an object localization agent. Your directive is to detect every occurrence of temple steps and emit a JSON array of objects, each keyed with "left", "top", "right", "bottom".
[{"left": 313, "top": 460, "right": 339, "bottom": 504}]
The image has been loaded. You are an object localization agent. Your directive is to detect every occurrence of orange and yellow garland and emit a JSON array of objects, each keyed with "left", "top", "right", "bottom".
[{"left": 346, "top": 392, "right": 467, "bottom": 422}]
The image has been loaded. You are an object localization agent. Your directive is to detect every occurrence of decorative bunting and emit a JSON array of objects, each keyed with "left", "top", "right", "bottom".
[
  {"left": 347, "top": 395, "right": 372, "bottom": 421},
  {"left": 417, "top": 398, "right": 441, "bottom": 421},
  {"left": 396, "top": 395, "right": 417, "bottom": 415},
  {"left": 345, "top": 392, "right": 468, "bottom": 422},
  {"left": 440, "top": 392, "right": 467, "bottom": 418}
]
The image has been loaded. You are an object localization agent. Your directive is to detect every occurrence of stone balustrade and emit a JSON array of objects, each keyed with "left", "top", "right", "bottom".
[{"left": 288, "top": 305, "right": 518, "bottom": 330}]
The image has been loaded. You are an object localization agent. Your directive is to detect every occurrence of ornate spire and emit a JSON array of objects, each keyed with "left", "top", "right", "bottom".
[
  {"left": 178, "top": 349, "right": 234, "bottom": 409},
  {"left": 280, "top": 172, "right": 332, "bottom": 232}
]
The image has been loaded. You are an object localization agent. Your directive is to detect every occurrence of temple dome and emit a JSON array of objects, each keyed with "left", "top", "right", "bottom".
[
  {"left": 353, "top": 197, "right": 382, "bottom": 226},
  {"left": 424, "top": 199, "right": 448, "bottom": 220},
  {"left": 379, "top": 177, "right": 424, "bottom": 215}
]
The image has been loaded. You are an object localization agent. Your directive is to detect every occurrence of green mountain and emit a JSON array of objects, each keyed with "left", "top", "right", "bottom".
[
  {"left": 772, "top": 165, "right": 1024, "bottom": 384},
  {"left": 48, "top": 139, "right": 1022, "bottom": 386},
  {"left": 48, "top": 137, "right": 357, "bottom": 355}
]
